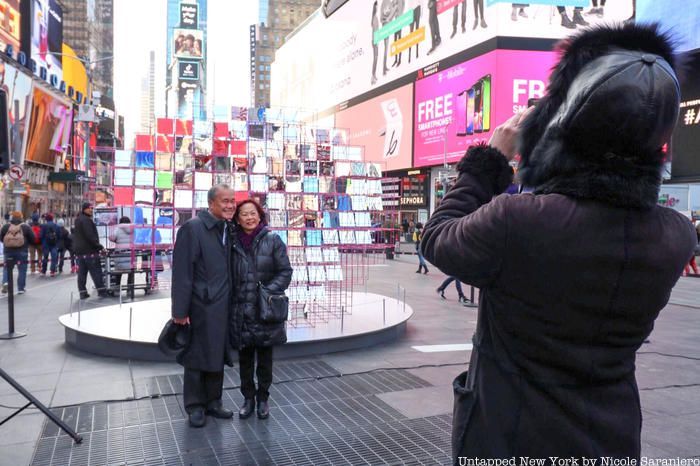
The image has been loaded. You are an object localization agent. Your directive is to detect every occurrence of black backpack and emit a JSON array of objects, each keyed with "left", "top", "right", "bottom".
[{"left": 46, "top": 227, "right": 58, "bottom": 246}]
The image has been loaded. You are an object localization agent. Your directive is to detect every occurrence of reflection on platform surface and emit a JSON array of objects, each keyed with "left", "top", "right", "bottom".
[{"left": 59, "top": 292, "right": 413, "bottom": 360}]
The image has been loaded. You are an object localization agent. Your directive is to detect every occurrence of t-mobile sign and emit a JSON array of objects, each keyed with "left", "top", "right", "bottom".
[{"left": 413, "top": 49, "right": 556, "bottom": 167}]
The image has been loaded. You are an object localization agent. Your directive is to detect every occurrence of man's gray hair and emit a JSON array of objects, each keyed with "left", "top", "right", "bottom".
[{"left": 208, "top": 184, "right": 232, "bottom": 203}]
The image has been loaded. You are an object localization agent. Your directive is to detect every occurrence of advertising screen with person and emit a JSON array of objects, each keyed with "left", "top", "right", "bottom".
[
  {"left": 23, "top": 84, "right": 71, "bottom": 166},
  {"left": 173, "top": 28, "right": 204, "bottom": 59}
]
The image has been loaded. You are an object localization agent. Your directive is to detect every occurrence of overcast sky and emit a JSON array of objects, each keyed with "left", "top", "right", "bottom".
[{"left": 113, "top": 0, "right": 257, "bottom": 148}]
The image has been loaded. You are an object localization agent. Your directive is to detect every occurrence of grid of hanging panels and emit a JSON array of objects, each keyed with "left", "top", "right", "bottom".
[
  {"left": 109, "top": 116, "right": 393, "bottom": 327},
  {"left": 245, "top": 121, "right": 388, "bottom": 328}
]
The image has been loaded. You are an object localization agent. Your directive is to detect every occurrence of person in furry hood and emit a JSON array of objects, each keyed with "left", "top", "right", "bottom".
[{"left": 421, "top": 23, "right": 697, "bottom": 461}]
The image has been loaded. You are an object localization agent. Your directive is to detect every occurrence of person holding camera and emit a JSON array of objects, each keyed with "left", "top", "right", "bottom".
[
  {"left": 230, "top": 199, "right": 292, "bottom": 420},
  {"left": 421, "top": 24, "right": 696, "bottom": 460}
]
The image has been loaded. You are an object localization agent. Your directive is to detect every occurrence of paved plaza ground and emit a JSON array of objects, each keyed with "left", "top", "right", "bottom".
[{"left": 0, "top": 253, "right": 699, "bottom": 465}]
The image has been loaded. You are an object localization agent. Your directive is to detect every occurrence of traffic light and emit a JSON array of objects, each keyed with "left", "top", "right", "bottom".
[{"left": 0, "top": 89, "right": 10, "bottom": 174}]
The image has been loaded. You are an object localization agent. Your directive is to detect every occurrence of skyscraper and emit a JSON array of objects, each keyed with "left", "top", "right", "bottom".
[
  {"left": 140, "top": 51, "right": 156, "bottom": 134},
  {"left": 250, "top": 0, "right": 318, "bottom": 108},
  {"left": 62, "top": 0, "right": 114, "bottom": 98}
]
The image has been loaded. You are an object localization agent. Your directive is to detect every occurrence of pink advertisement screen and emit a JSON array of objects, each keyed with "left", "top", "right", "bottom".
[
  {"left": 334, "top": 83, "right": 413, "bottom": 171},
  {"left": 413, "top": 49, "right": 557, "bottom": 168}
]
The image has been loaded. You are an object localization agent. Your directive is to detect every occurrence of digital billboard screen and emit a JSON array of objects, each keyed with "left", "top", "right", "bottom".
[
  {"left": 334, "top": 83, "right": 413, "bottom": 171},
  {"left": 179, "top": 2, "right": 198, "bottom": 28},
  {"left": 23, "top": 84, "right": 71, "bottom": 166},
  {"left": 29, "top": 0, "right": 63, "bottom": 79},
  {"left": 178, "top": 61, "right": 200, "bottom": 80},
  {"left": 0, "top": 0, "right": 21, "bottom": 53},
  {"left": 174, "top": 28, "right": 204, "bottom": 59},
  {"left": 273, "top": 0, "right": 631, "bottom": 112},
  {"left": 413, "top": 49, "right": 556, "bottom": 167},
  {"left": 0, "top": 61, "right": 33, "bottom": 165},
  {"left": 671, "top": 50, "right": 700, "bottom": 180}
]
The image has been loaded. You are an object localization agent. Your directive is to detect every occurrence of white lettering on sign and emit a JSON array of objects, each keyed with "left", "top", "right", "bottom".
[
  {"left": 513, "top": 79, "right": 545, "bottom": 103},
  {"left": 418, "top": 94, "right": 453, "bottom": 122}
]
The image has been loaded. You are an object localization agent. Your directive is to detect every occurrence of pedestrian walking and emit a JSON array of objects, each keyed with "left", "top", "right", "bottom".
[
  {"left": 415, "top": 222, "right": 429, "bottom": 274},
  {"left": 39, "top": 214, "right": 61, "bottom": 277},
  {"left": 28, "top": 213, "right": 42, "bottom": 274},
  {"left": 171, "top": 185, "right": 236, "bottom": 428},
  {"left": 73, "top": 202, "right": 107, "bottom": 299},
  {"left": 436, "top": 276, "right": 468, "bottom": 304},
  {"left": 1, "top": 211, "right": 36, "bottom": 294},
  {"left": 422, "top": 24, "right": 696, "bottom": 460},
  {"left": 230, "top": 199, "right": 293, "bottom": 420},
  {"left": 55, "top": 219, "right": 72, "bottom": 274}
]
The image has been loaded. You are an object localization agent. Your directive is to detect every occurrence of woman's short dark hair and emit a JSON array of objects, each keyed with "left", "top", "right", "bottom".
[
  {"left": 234, "top": 199, "right": 267, "bottom": 225},
  {"left": 119, "top": 216, "right": 131, "bottom": 224}
]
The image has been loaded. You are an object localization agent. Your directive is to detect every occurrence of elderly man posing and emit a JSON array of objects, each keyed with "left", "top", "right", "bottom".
[{"left": 172, "top": 185, "right": 236, "bottom": 427}]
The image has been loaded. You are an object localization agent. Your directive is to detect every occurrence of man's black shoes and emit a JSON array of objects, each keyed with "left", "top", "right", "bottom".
[
  {"left": 239, "top": 398, "right": 255, "bottom": 419},
  {"left": 257, "top": 400, "right": 270, "bottom": 419},
  {"left": 188, "top": 408, "right": 206, "bottom": 428},
  {"left": 206, "top": 406, "right": 233, "bottom": 419}
]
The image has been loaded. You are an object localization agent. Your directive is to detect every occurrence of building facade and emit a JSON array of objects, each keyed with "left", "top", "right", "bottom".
[
  {"left": 140, "top": 50, "right": 156, "bottom": 134},
  {"left": 250, "top": 0, "right": 318, "bottom": 108},
  {"left": 62, "top": 0, "right": 114, "bottom": 98}
]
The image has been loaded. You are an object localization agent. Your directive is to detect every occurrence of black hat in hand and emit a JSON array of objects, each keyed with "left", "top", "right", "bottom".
[{"left": 157, "top": 319, "right": 191, "bottom": 356}]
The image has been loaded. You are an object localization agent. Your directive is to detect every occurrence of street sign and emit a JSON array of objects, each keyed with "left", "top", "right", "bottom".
[{"left": 8, "top": 164, "right": 23, "bottom": 181}]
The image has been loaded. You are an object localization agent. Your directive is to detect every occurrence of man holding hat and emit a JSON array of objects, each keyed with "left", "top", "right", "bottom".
[
  {"left": 1, "top": 211, "right": 36, "bottom": 294},
  {"left": 73, "top": 202, "right": 107, "bottom": 299},
  {"left": 171, "top": 184, "right": 236, "bottom": 427}
]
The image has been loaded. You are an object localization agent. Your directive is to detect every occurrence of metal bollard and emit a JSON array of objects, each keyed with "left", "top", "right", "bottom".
[{"left": 340, "top": 305, "right": 345, "bottom": 333}]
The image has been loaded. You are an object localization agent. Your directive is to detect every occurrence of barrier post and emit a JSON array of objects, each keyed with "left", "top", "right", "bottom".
[{"left": 0, "top": 258, "right": 26, "bottom": 340}]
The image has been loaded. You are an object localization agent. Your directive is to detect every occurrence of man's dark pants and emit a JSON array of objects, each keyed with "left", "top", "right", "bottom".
[
  {"left": 183, "top": 369, "right": 224, "bottom": 413},
  {"left": 77, "top": 256, "right": 106, "bottom": 296}
]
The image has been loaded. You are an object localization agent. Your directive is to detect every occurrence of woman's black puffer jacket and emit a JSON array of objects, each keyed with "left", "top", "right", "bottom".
[{"left": 230, "top": 226, "right": 293, "bottom": 349}]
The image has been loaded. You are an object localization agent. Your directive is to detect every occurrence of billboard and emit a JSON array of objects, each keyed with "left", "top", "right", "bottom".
[
  {"left": 334, "top": 83, "right": 413, "bottom": 171},
  {"left": 413, "top": 49, "right": 556, "bottom": 167},
  {"left": 173, "top": 28, "right": 204, "bottom": 59},
  {"left": 671, "top": 50, "right": 700, "bottom": 180},
  {"left": 23, "top": 84, "right": 71, "bottom": 166},
  {"left": 178, "top": 60, "right": 199, "bottom": 80},
  {"left": 28, "top": 0, "right": 63, "bottom": 79},
  {"left": 637, "top": 0, "right": 700, "bottom": 53},
  {"left": 0, "top": 0, "right": 21, "bottom": 54},
  {"left": 180, "top": 2, "right": 198, "bottom": 28},
  {"left": 0, "top": 62, "right": 33, "bottom": 165},
  {"left": 272, "top": 0, "right": 631, "bottom": 112}
]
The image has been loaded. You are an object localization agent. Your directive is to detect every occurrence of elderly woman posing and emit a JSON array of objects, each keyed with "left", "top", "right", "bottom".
[{"left": 230, "top": 199, "right": 292, "bottom": 420}]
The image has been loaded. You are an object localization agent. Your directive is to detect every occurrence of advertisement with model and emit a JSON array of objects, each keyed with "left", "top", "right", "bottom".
[
  {"left": 26, "top": 0, "right": 63, "bottom": 81},
  {"left": 413, "top": 49, "right": 556, "bottom": 167},
  {"left": 334, "top": 83, "right": 413, "bottom": 171},
  {"left": 0, "top": 61, "right": 33, "bottom": 165},
  {"left": 22, "top": 83, "right": 71, "bottom": 166},
  {"left": 272, "top": 0, "right": 631, "bottom": 112}
]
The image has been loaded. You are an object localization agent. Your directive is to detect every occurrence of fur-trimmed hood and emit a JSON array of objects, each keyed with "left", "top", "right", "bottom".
[{"left": 517, "top": 23, "right": 681, "bottom": 209}]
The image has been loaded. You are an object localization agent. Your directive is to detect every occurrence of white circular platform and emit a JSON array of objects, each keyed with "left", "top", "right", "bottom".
[{"left": 59, "top": 292, "right": 413, "bottom": 360}]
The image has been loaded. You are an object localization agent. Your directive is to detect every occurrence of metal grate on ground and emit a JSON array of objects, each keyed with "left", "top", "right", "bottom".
[{"left": 31, "top": 361, "right": 450, "bottom": 465}]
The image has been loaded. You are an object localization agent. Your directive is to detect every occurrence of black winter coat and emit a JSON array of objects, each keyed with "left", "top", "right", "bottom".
[
  {"left": 73, "top": 212, "right": 103, "bottom": 255},
  {"left": 171, "top": 210, "right": 233, "bottom": 371},
  {"left": 230, "top": 226, "right": 292, "bottom": 349},
  {"left": 422, "top": 146, "right": 696, "bottom": 461}
]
